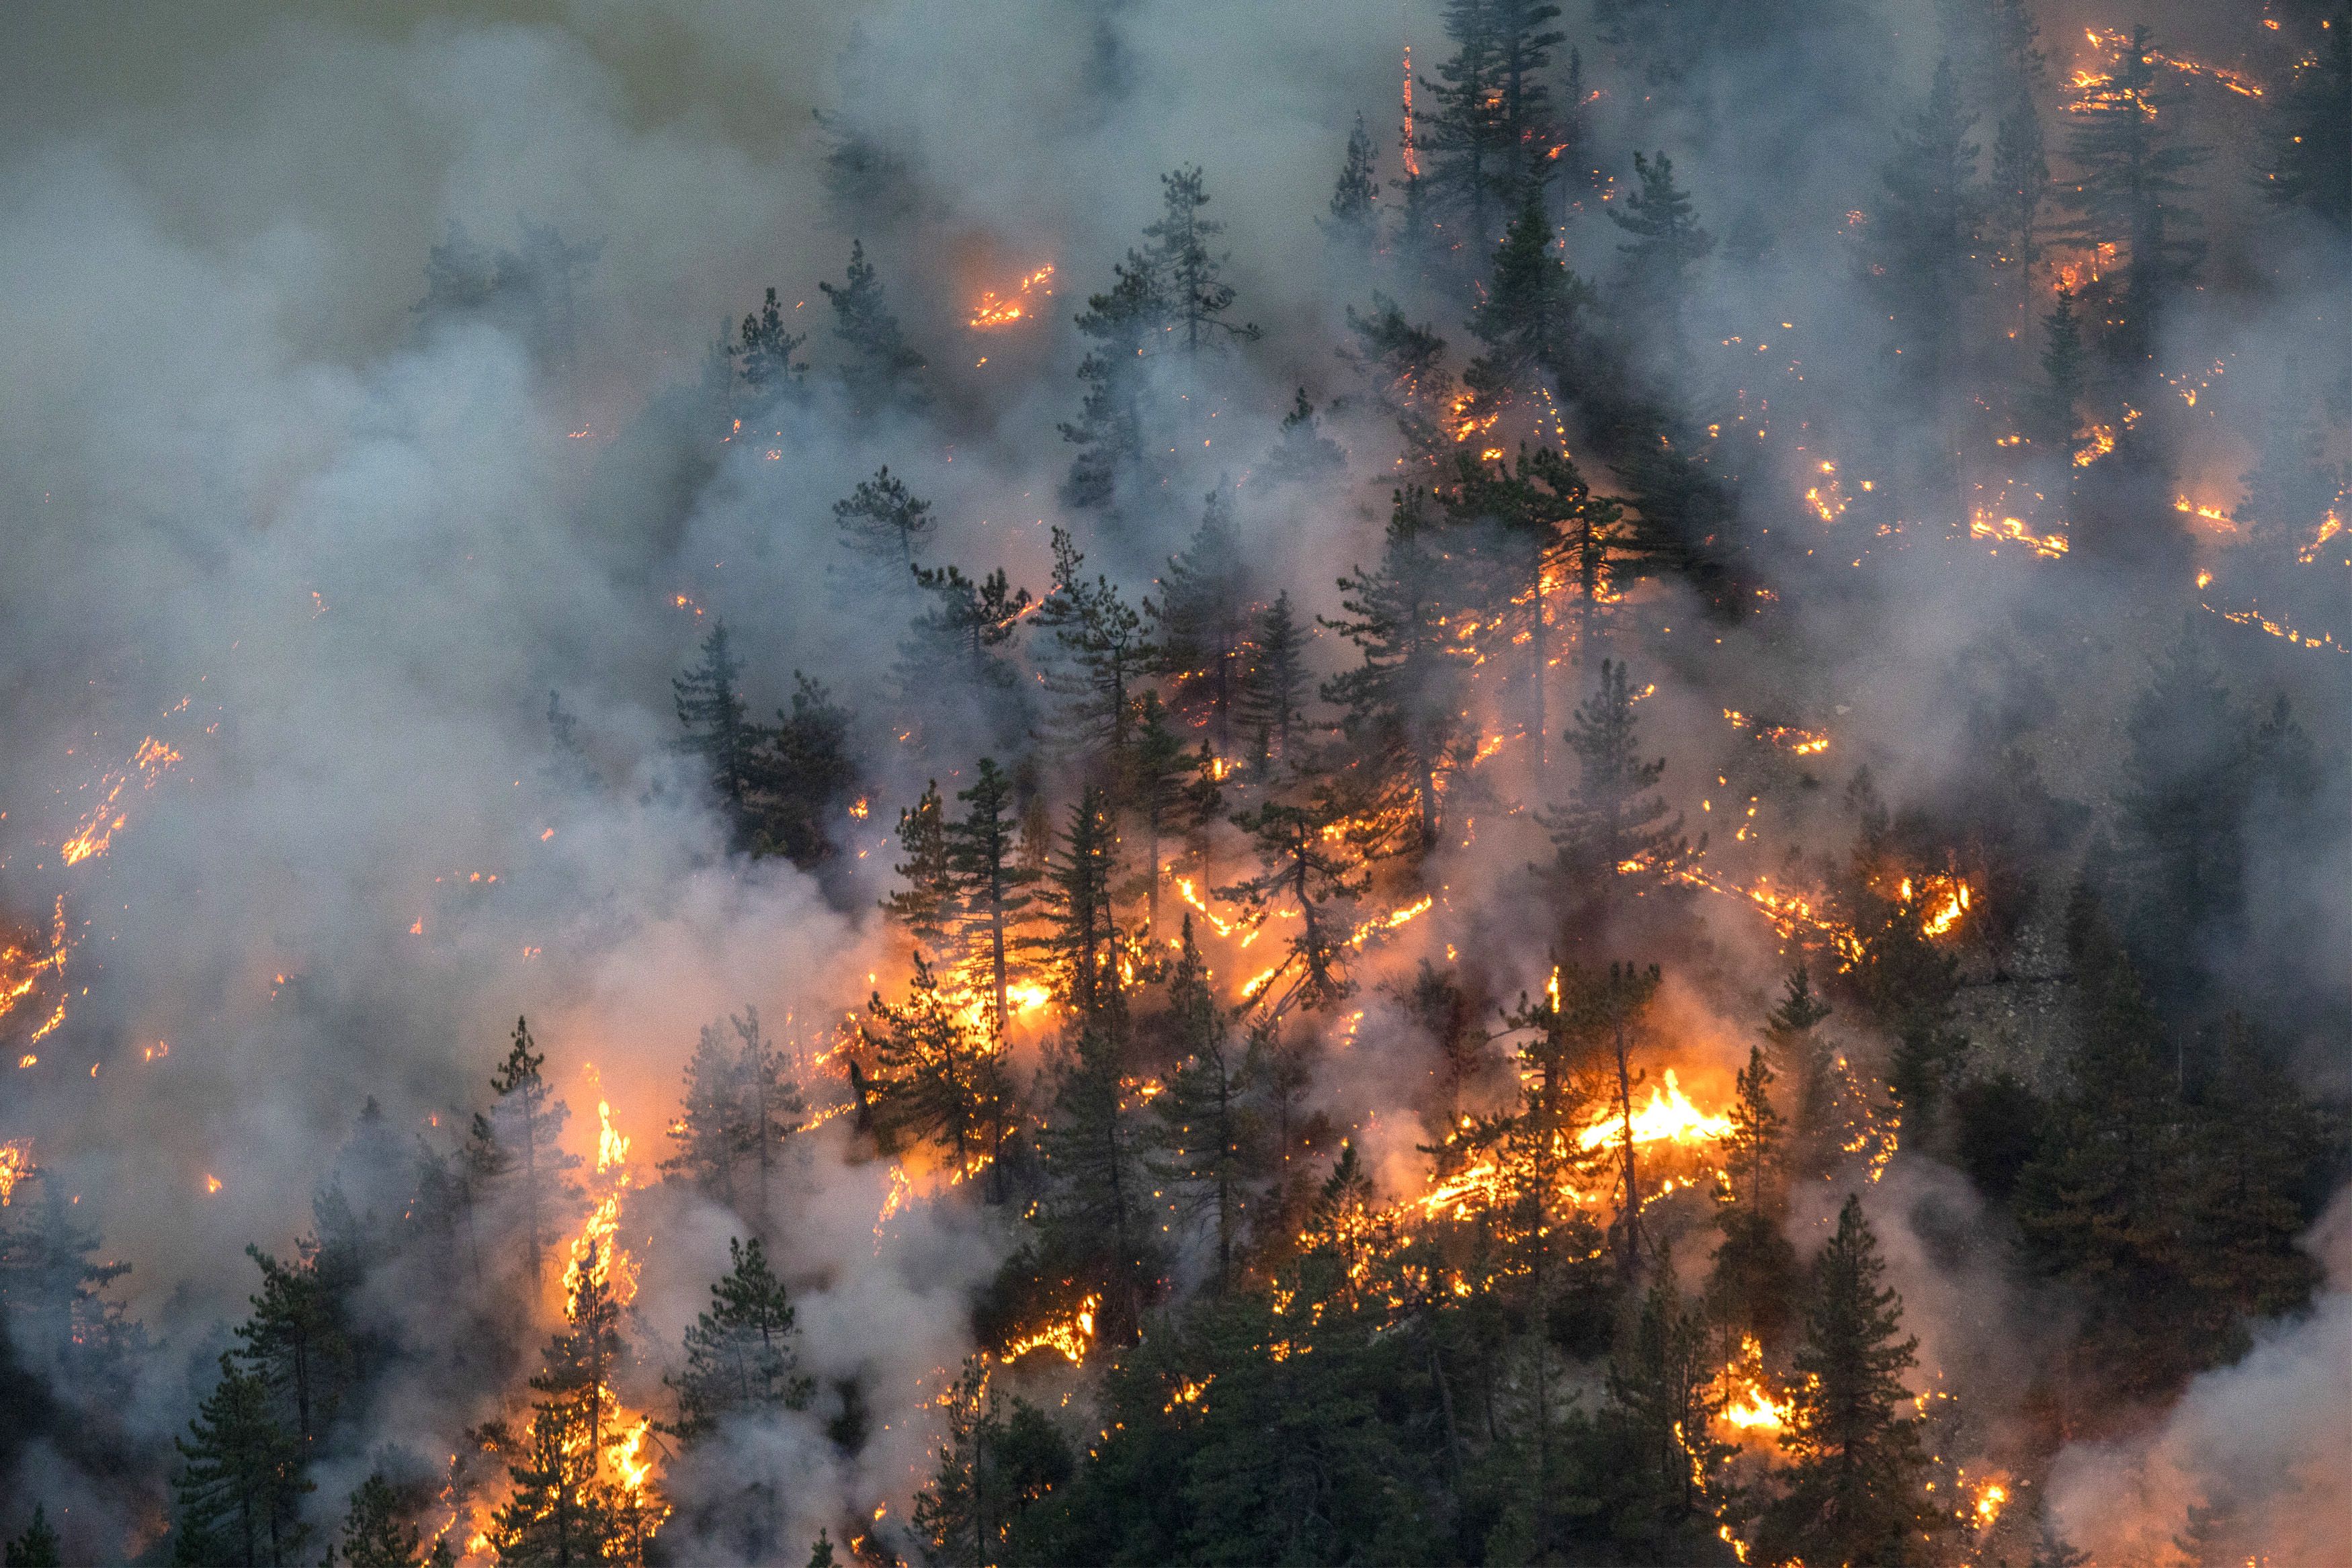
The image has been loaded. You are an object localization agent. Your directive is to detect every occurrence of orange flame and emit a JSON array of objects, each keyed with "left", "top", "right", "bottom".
[
  {"left": 969, "top": 265, "right": 1056, "bottom": 329},
  {"left": 1003, "top": 1293, "right": 1099, "bottom": 1365}
]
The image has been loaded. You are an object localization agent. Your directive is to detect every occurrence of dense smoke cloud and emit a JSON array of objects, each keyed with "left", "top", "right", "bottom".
[{"left": 3, "top": 0, "right": 2349, "bottom": 1562}]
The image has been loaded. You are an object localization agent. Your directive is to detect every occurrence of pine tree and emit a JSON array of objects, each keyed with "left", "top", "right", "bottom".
[
  {"left": 1150, "top": 488, "right": 1253, "bottom": 753},
  {"left": 831, "top": 465, "right": 936, "bottom": 573},
  {"left": 730, "top": 287, "right": 808, "bottom": 408},
  {"left": 859, "top": 955, "right": 1009, "bottom": 1178},
  {"left": 1060, "top": 257, "right": 1161, "bottom": 513},
  {"left": 1462, "top": 200, "right": 1595, "bottom": 419},
  {"left": 1990, "top": 64, "right": 2050, "bottom": 269},
  {"left": 2259, "top": 18, "right": 2352, "bottom": 227},
  {"left": 1129, "top": 693, "right": 1220, "bottom": 937},
  {"left": 1220, "top": 776, "right": 1376, "bottom": 1016},
  {"left": 884, "top": 781, "right": 956, "bottom": 956},
  {"left": 1338, "top": 296, "right": 1457, "bottom": 467},
  {"left": 730, "top": 1006, "right": 804, "bottom": 1223},
  {"left": 2035, "top": 289, "right": 2089, "bottom": 468},
  {"left": 818, "top": 240, "right": 929, "bottom": 417},
  {"left": 1609, "top": 153, "right": 1714, "bottom": 349},
  {"left": 1037, "top": 787, "right": 1123, "bottom": 1022},
  {"left": 2113, "top": 627, "right": 2249, "bottom": 990},
  {"left": 173, "top": 1354, "right": 314, "bottom": 1567},
  {"left": 1419, "top": 0, "right": 1566, "bottom": 247},
  {"left": 489, "top": 1246, "right": 636, "bottom": 1567},
  {"left": 897, "top": 564, "right": 1032, "bottom": 747},
  {"left": 1602, "top": 1262, "right": 1735, "bottom": 1560},
  {"left": 1708, "top": 1044, "right": 1800, "bottom": 1347},
  {"left": 3, "top": 1506, "right": 61, "bottom": 1568},
  {"left": 1260, "top": 389, "right": 1347, "bottom": 488},
  {"left": 750, "top": 672, "right": 858, "bottom": 868},
  {"left": 804, "top": 1530, "right": 837, "bottom": 1568},
  {"left": 2064, "top": 26, "right": 2210, "bottom": 367},
  {"left": 339, "top": 1473, "right": 439, "bottom": 1568},
  {"left": 489, "top": 1016, "right": 581, "bottom": 1293},
  {"left": 1322, "top": 490, "right": 1473, "bottom": 855},
  {"left": 943, "top": 758, "right": 1038, "bottom": 1033},
  {"left": 1143, "top": 166, "right": 1260, "bottom": 358},
  {"left": 673, "top": 621, "right": 761, "bottom": 838},
  {"left": 1585, "top": 961, "right": 1665, "bottom": 1279},
  {"left": 1541, "top": 659, "right": 1694, "bottom": 944},
  {"left": 1319, "top": 114, "right": 1382, "bottom": 249},
  {"left": 1035, "top": 528, "right": 1155, "bottom": 777},
  {"left": 1872, "top": 59, "right": 1980, "bottom": 400},
  {"left": 235, "top": 1242, "right": 353, "bottom": 1446},
  {"left": 1151, "top": 919, "right": 1259, "bottom": 1293},
  {"left": 1038, "top": 1016, "right": 1159, "bottom": 1340},
  {"left": 666, "top": 1237, "right": 813, "bottom": 1441},
  {"left": 0, "top": 1169, "right": 134, "bottom": 1380},
  {"left": 1234, "top": 591, "right": 1310, "bottom": 767},
  {"left": 910, "top": 1358, "right": 1013, "bottom": 1568},
  {"left": 661, "top": 1018, "right": 744, "bottom": 1207},
  {"left": 1761, "top": 1194, "right": 1941, "bottom": 1566}
]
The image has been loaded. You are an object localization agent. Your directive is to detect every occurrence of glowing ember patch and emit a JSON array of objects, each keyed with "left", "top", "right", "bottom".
[
  {"left": 2298, "top": 511, "right": 2343, "bottom": 565},
  {"left": 1163, "top": 1375, "right": 1213, "bottom": 1413},
  {"left": 0, "top": 1141, "right": 28, "bottom": 1205},
  {"left": 2074, "top": 425, "right": 2115, "bottom": 467},
  {"left": 969, "top": 265, "right": 1056, "bottom": 329},
  {"left": 60, "top": 736, "right": 180, "bottom": 866},
  {"left": 1004, "top": 1293, "right": 1099, "bottom": 1364},
  {"left": 1970, "top": 511, "right": 2069, "bottom": 558},
  {"left": 205, "top": 1174, "right": 223, "bottom": 1194},
  {"left": 1974, "top": 1480, "right": 2007, "bottom": 1527}
]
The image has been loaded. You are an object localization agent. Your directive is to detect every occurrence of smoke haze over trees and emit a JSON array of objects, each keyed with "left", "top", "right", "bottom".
[{"left": 3, "top": 0, "right": 2351, "bottom": 1563}]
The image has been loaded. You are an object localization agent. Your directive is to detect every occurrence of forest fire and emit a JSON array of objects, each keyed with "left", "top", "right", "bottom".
[
  {"left": 1002, "top": 1294, "right": 1099, "bottom": 1365},
  {"left": 9, "top": 3, "right": 2350, "bottom": 1565},
  {"left": 1574, "top": 1069, "right": 1732, "bottom": 1153},
  {"left": 59, "top": 736, "right": 179, "bottom": 867},
  {"left": 968, "top": 264, "right": 1055, "bottom": 329}
]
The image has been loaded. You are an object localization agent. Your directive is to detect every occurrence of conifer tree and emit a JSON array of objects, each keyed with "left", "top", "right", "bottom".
[
  {"left": 859, "top": 955, "right": 1009, "bottom": 1178},
  {"left": 235, "top": 1242, "right": 353, "bottom": 1446},
  {"left": 666, "top": 1237, "right": 814, "bottom": 1441},
  {"left": 1060, "top": 259, "right": 1161, "bottom": 513},
  {"left": 2035, "top": 289, "right": 2089, "bottom": 470},
  {"left": 910, "top": 1360, "right": 1066, "bottom": 1567},
  {"left": 1602, "top": 1262, "right": 1734, "bottom": 1560},
  {"left": 2259, "top": 17, "right": 2352, "bottom": 227},
  {"left": 1150, "top": 918, "right": 1258, "bottom": 1293},
  {"left": 751, "top": 672, "right": 858, "bottom": 868},
  {"left": 338, "top": 1473, "right": 442, "bottom": 1568},
  {"left": 1144, "top": 166, "right": 1260, "bottom": 359},
  {"left": 1150, "top": 488, "right": 1253, "bottom": 752},
  {"left": 818, "top": 240, "right": 929, "bottom": 417},
  {"left": 1320, "top": 114, "right": 1382, "bottom": 249},
  {"left": 490, "top": 1016, "right": 582, "bottom": 1293},
  {"left": 2064, "top": 26, "right": 2210, "bottom": 367},
  {"left": 1488, "top": 963, "right": 1609, "bottom": 1306},
  {"left": 1234, "top": 591, "right": 1310, "bottom": 766},
  {"left": 1462, "top": 200, "right": 1595, "bottom": 419},
  {"left": 1038, "top": 787, "right": 1122, "bottom": 1022},
  {"left": 805, "top": 1530, "right": 837, "bottom": 1568},
  {"left": 730, "top": 287, "right": 808, "bottom": 408},
  {"left": 1221, "top": 777, "right": 1376, "bottom": 1016},
  {"left": 1609, "top": 153, "right": 1714, "bottom": 349},
  {"left": 3, "top": 1507, "right": 61, "bottom": 1568},
  {"left": 1038, "top": 1016, "right": 1159, "bottom": 1340},
  {"left": 897, "top": 564, "right": 1032, "bottom": 746},
  {"left": 173, "top": 1354, "right": 314, "bottom": 1567},
  {"left": 944, "top": 758, "right": 1036, "bottom": 1032},
  {"left": 1419, "top": 0, "right": 1566, "bottom": 246},
  {"left": 661, "top": 1019, "right": 744, "bottom": 1207},
  {"left": 1585, "top": 961, "right": 1664, "bottom": 1278},
  {"left": 673, "top": 621, "right": 761, "bottom": 838},
  {"left": 1322, "top": 490, "right": 1472, "bottom": 854},
  {"left": 1542, "top": 659, "right": 1693, "bottom": 942},
  {"left": 1872, "top": 59, "right": 1980, "bottom": 401},
  {"left": 1035, "top": 528, "right": 1154, "bottom": 777},
  {"left": 2113, "top": 629, "right": 2250, "bottom": 988},
  {"left": 1260, "top": 389, "right": 1347, "bottom": 487},
  {"left": 831, "top": 466, "right": 935, "bottom": 573},
  {"left": 730, "top": 1006, "right": 804, "bottom": 1222},
  {"left": 489, "top": 1245, "right": 635, "bottom": 1566},
  {"left": 1761, "top": 1194, "right": 1940, "bottom": 1565},
  {"left": 1338, "top": 296, "right": 1457, "bottom": 466},
  {"left": 0, "top": 1170, "right": 134, "bottom": 1379},
  {"left": 1708, "top": 1043, "right": 1800, "bottom": 1346},
  {"left": 884, "top": 781, "right": 956, "bottom": 956},
  {"left": 1129, "top": 693, "right": 1220, "bottom": 937}
]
